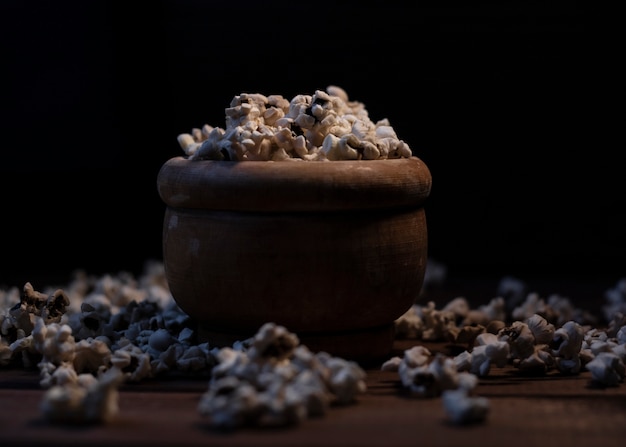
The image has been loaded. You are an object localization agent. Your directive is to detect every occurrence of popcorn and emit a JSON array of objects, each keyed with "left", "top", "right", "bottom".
[
  {"left": 442, "top": 388, "right": 489, "bottom": 425},
  {"left": 3, "top": 261, "right": 626, "bottom": 430},
  {"left": 39, "top": 366, "right": 126, "bottom": 424},
  {"left": 177, "top": 86, "right": 414, "bottom": 161},
  {"left": 585, "top": 352, "right": 625, "bottom": 387},
  {"left": 525, "top": 314, "right": 555, "bottom": 345},
  {"left": 454, "top": 335, "right": 509, "bottom": 377},
  {"left": 603, "top": 278, "right": 626, "bottom": 323},
  {"left": 198, "top": 322, "right": 367, "bottom": 430},
  {"left": 551, "top": 320, "right": 585, "bottom": 374},
  {"left": 385, "top": 277, "right": 626, "bottom": 427}
]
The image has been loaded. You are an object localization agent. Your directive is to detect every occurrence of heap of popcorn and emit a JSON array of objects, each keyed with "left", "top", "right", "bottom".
[
  {"left": 1, "top": 260, "right": 626, "bottom": 428},
  {"left": 176, "top": 85, "right": 413, "bottom": 161},
  {"left": 0, "top": 262, "right": 367, "bottom": 429}
]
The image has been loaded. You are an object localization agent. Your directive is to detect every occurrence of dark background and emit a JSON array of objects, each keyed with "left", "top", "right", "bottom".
[{"left": 1, "top": 1, "right": 623, "bottom": 289}]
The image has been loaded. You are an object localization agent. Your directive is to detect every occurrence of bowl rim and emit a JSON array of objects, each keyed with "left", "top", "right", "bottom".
[{"left": 157, "top": 156, "right": 432, "bottom": 212}]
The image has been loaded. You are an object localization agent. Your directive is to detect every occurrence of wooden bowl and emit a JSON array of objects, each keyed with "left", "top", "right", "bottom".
[{"left": 157, "top": 156, "right": 432, "bottom": 364}]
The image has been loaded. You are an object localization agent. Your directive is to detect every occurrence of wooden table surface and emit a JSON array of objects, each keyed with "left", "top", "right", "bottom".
[{"left": 2, "top": 275, "right": 625, "bottom": 447}]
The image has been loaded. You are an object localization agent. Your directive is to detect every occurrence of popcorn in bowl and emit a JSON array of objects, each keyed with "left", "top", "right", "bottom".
[{"left": 176, "top": 85, "right": 413, "bottom": 161}]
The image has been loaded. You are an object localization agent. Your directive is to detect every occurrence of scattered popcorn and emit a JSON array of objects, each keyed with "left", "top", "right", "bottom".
[
  {"left": 525, "top": 314, "right": 555, "bottom": 345},
  {"left": 585, "top": 352, "right": 625, "bottom": 387},
  {"left": 0, "top": 266, "right": 370, "bottom": 428},
  {"left": 3, "top": 262, "right": 626, "bottom": 430},
  {"left": 603, "top": 278, "right": 626, "bottom": 323},
  {"left": 390, "top": 345, "right": 489, "bottom": 424},
  {"left": 442, "top": 388, "right": 489, "bottom": 425},
  {"left": 197, "top": 322, "right": 367, "bottom": 430},
  {"left": 454, "top": 334, "right": 509, "bottom": 377},
  {"left": 414, "top": 301, "right": 458, "bottom": 342},
  {"left": 397, "top": 347, "right": 478, "bottom": 398},
  {"left": 380, "top": 355, "right": 403, "bottom": 372},
  {"left": 465, "top": 297, "right": 507, "bottom": 326},
  {"left": 606, "top": 312, "right": 626, "bottom": 339},
  {"left": 496, "top": 275, "right": 527, "bottom": 314},
  {"left": 109, "top": 341, "right": 152, "bottom": 381},
  {"left": 394, "top": 305, "right": 424, "bottom": 339},
  {"left": 39, "top": 366, "right": 126, "bottom": 424},
  {"left": 385, "top": 274, "right": 626, "bottom": 426},
  {"left": 551, "top": 320, "right": 585, "bottom": 374},
  {"left": 177, "top": 86, "right": 414, "bottom": 161},
  {"left": 511, "top": 292, "right": 551, "bottom": 322}
]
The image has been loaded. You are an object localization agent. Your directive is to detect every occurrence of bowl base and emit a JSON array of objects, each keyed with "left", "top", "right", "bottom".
[{"left": 196, "top": 323, "right": 396, "bottom": 367}]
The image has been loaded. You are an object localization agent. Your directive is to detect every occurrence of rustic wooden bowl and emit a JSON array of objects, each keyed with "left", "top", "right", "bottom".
[{"left": 157, "top": 156, "right": 432, "bottom": 363}]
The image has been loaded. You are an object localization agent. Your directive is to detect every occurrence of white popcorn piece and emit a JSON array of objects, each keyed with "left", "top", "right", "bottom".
[
  {"left": 453, "top": 350, "right": 473, "bottom": 372},
  {"left": 454, "top": 330, "right": 509, "bottom": 378},
  {"left": 456, "top": 371, "right": 480, "bottom": 391},
  {"left": 616, "top": 325, "right": 626, "bottom": 345},
  {"left": 525, "top": 314, "right": 555, "bottom": 345},
  {"left": 8, "top": 328, "right": 38, "bottom": 368},
  {"left": 319, "top": 354, "right": 367, "bottom": 405},
  {"left": 602, "top": 279, "right": 626, "bottom": 323},
  {"left": 606, "top": 313, "right": 626, "bottom": 338},
  {"left": 419, "top": 301, "right": 458, "bottom": 342},
  {"left": 480, "top": 342, "right": 511, "bottom": 371},
  {"left": 430, "top": 354, "right": 464, "bottom": 392},
  {"left": 460, "top": 296, "right": 507, "bottom": 327},
  {"left": 442, "top": 297, "right": 470, "bottom": 322},
  {"left": 547, "top": 294, "right": 583, "bottom": 327},
  {"left": 110, "top": 342, "right": 153, "bottom": 382},
  {"left": 4, "top": 283, "right": 69, "bottom": 343},
  {"left": 394, "top": 305, "right": 424, "bottom": 339},
  {"left": 381, "top": 356, "right": 403, "bottom": 372},
  {"left": 442, "top": 388, "right": 489, "bottom": 425},
  {"left": 497, "top": 275, "right": 528, "bottom": 312},
  {"left": 285, "top": 368, "right": 330, "bottom": 417},
  {"left": 39, "top": 366, "right": 126, "bottom": 425},
  {"left": 247, "top": 322, "right": 300, "bottom": 363},
  {"left": 474, "top": 332, "right": 499, "bottom": 346},
  {"left": 32, "top": 318, "right": 76, "bottom": 367},
  {"left": 517, "top": 345, "right": 555, "bottom": 372},
  {"left": 198, "top": 376, "right": 260, "bottom": 430},
  {"left": 454, "top": 324, "right": 486, "bottom": 348},
  {"left": 400, "top": 364, "right": 437, "bottom": 397},
  {"left": 552, "top": 320, "right": 585, "bottom": 374},
  {"left": 585, "top": 351, "right": 625, "bottom": 386},
  {"left": 177, "top": 133, "right": 200, "bottom": 156},
  {"left": 72, "top": 337, "right": 112, "bottom": 375},
  {"left": 393, "top": 346, "right": 478, "bottom": 404},
  {"left": 611, "top": 343, "right": 626, "bottom": 364},
  {"left": 39, "top": 361, "right": 78, "bottom": 388},
  {"left": 465, "top": 342, "right": 510, "bottom": 377},
  {"left": 589, "top": 339, "right": 617, "bottom": 356},
  {"left": 497, "top": 321, "right": 536, "bottom": 363},
  {"left": 511, "top": 292, "right": 551, "bottom": 322},
  {"left": 402, "top": 345, "right": 432, "bottom": 368},
  {"left": 400, "top": 352, "right": 466, "bottom": 398},
  {"left": 0, "top": 338, "right": 12, "bottom": 366},
  {"left": 496, "top": 317, "right": 560, "bottom": 373}
]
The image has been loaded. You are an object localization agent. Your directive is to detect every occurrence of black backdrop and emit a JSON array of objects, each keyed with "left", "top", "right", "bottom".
[{"left": 1, "top": 1, "right": 623, "bottom": 288}]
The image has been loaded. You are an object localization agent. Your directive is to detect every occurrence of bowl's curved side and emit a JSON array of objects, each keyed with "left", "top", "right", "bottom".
[
  {"left": 157, "top": 156, "right": 432, "bottom": 212},
  {"left": 157, "top": 155, "right": 432, "bottom": 360},
  {"left": 162, "top": 206, "right": 428, "bottom": 335}
]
